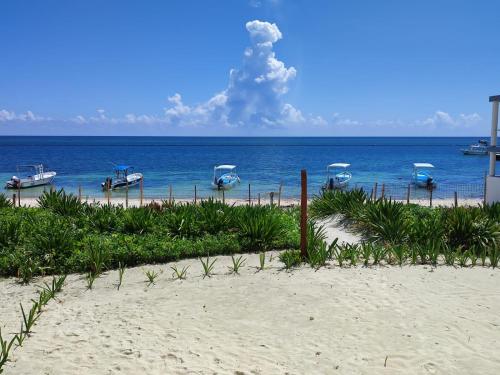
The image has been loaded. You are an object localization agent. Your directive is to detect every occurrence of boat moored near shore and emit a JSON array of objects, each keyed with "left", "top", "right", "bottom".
[
  {"left": 322, "top": 163, "right": 352, "bottom": 190},
  {"left": 412, "top": 163, "right": 436, "bottom": 189},
  {"left": 101, "top": 165, "right": 143, "bottom": 190},
  {"left": 5, "top": 164, "right": 56, "bottom": 189},
  {"left": 212, "top": 165, "right": 240, "bottom": 190},
  {"left": 461, "top": 140, "right": 488, "bottom": 155}
]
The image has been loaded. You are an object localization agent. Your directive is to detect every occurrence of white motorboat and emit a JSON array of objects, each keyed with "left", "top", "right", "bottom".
[
  {"left": 322, "top": 163, "right": 352, "bottom": 190},
  {"left": 5, "top": 164, "right": 56, "bottom": 189},
  {"left": 211, "top": 165, "right": 240, "bottom": 190},
  {"left": 101, "top": 165, "right": 143, "bottom": 190},
  {"left": 412, "top": 163, "right": 436, "bottom": 189},
  {"left": 461, "top": 140, "right": 488, "bottom": 155}
]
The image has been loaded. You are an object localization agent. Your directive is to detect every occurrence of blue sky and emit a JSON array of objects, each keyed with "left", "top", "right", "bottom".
[{"left": 0, "top": 0, "right": 498, "bottom": 136}]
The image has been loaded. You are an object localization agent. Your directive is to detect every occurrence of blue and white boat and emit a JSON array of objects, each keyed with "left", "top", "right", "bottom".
[
  {"left": 212, "top": 165, "right": 240, "bottom": 190},
  {"left": 322, "top": 163, "right": 352, "bottom": 190},
  {"left": 101, "top": 165, "right": 143, "bottom": 190},
  {"left": 461, "top": 140, "right": 488, "bottom": 155},
  {"left": 412, "top": 163, "right": 436, "bottom": 189}
]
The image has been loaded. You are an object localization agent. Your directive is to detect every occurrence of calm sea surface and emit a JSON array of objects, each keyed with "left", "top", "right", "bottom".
[{"left": 0, "top": 137, "right": 490, "bottom": 200}]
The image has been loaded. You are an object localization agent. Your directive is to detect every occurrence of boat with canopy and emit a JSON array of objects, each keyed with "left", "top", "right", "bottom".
[
  {"left": 461, "top": 140, "right": 488, "bottom": 155},
  {"left": 101, "top": 165, "right": 143, "bottom": 190},
  {"left": 412, "top": 163, "right": 436, "bottom": 189},
  {"left": 212, "top": 165, "right": 240, "bottom": 190},
  {"left": 322, "top": 163, "right": 352, "bottom": 190}
]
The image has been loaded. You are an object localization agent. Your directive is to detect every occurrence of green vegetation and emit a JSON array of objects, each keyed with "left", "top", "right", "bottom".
[
  {"left": 0, "top": 191, "right": 299, "bottom": 278},
  {"left": 310, "top": 189, "right": 500, "bottom": 266}
]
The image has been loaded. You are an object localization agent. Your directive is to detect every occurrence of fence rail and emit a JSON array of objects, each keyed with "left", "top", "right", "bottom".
[{"left": 5, "top": 179, "right": 486, "bottom": 208}]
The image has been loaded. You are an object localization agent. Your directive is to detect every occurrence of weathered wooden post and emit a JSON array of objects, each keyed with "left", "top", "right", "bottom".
[
  {"left": 269, "top": 192, "right": 274, "bottom": 206},
  {"left": 78, "top": 185, "right": 82, "bottom": 202},
  {"left": 139, "top": 177, "right": 144, "bottom": 207},
  {"left": 222, "top": 189, "right": 225, "bottom": 205},
  {"left": 194, "top": 185, "right": 197, "bottom": 204},
  {"left": 429, "top": 188, "right": 433, "bottom": 208},
  {"left": 169, "top": 185, "right": 173, "bottom": 205},
  {"left": 278, "top": 183, "right": 283, "bottom": 207},
  {"left": 17, "top": 186, "right": 20, "bottom": 207},
  {"left": 125, "top": 181, "right": 129, "bottom": 209},
  {"left": 381, "top": 184, "right": 385, "bottom": 199},
  {"left": 258, "top": 193, "right": 261, "bottom": 206},
  {"left": 12, "top": 193, "right": 16, "bottom": 207},
  {"left": 248, "top": 183, "right": 251, "bottom": 205},
  {"left": 406, "top": 184, "right": 411, "bottom": 204},
  {"left": 300, "top": 170, "right": 308, "bottom": 258},
  {"left": 107, "top": 180, "right": 111, "bottom": 205},
  {"left": 373, "top": 182, "right": 378, "bottom": 200},
  {"left": 483, "top": 171, "right": 487, "bottom": 206},
  {"left": 454, "top": 191, "right": 458, "bottom": 208}
]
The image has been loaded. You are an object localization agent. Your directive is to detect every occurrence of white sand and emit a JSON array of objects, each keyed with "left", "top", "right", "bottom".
[{"left": 2, "top": 253, "right": 500, "bottom": 375}]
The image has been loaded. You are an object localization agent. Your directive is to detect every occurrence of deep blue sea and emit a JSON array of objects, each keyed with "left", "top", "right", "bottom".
[{"left": 0, "top": 137, "right": 490, "bottom": 200}]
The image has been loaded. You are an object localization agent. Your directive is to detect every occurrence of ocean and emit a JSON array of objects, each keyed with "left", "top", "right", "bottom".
[{"left": 0, "top": 136, "right": 490, "bottom": 200}]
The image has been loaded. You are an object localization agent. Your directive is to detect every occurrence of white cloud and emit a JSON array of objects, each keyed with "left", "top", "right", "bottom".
[
  {"left": 418, "top": 110, "right": 481, "bottom": 128},
  {"left": 0, "top": 109, "right": 48, "bottom": 122}
]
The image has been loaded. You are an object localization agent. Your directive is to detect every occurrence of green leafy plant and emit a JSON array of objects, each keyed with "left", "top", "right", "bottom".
[
  {"left": 443, "top": 245, "right": 456, "bottom": 266},
  {"left": 86, "top": 272, "right": 97, "bottom": 290},
  {"left": 371, "top": 244, "right": 386, "bottom": 265},
  {"left": 117, "top": 262, "right": 125, "bottom": 290},
  {"left": 0, "top": 328, "right": 16, "bottom": 373},
  {"left": 391, "top": 245, "right": 407, "bottom": 266},
  {"left": 360, "top": 242, "right": 373, "bottom": 267},
  {"left": 0, "top": 194, "right": 14, "bottom": 209},
  {"left": 228, "top": 255, "right": 246, "bottom": 275},
  {"left": 258, "top": 252, "right": 266, "bottom": 271},
  {"left": 171, "top": 264, "right": 189, "bottom": 280},
  {"left": 37, "top": 189, "right": 85, "bottom": 216},
  {"left": 237, "top": 206, "right": 285, "bottom": 251},
  {"left": 489, "top": 246, "right": 500, "bottom": 268},
  {"left": 145, "top": 269, "right": 160, "bottom": 286},
  {"left": 200, "top": 256, "right": 217, "bottom": 278},
  {"left": 279, "top": 250, "right": 302, "bottom": 270},
  {"left": 20, "top": 302, "right": 40, "bottom": 335}
]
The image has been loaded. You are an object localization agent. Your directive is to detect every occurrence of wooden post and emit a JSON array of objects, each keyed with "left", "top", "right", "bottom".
[
  {"left": 373, "top": 182, "right": 378, "bottom": 200},
  {"left": 125, "top": 184, "right": 129, "bottom": 209},
  {"left": 194, "top": 185, "right": 197, "bottom": 204},
  {"left": 454, "top": 191, "right": 458, "bottom": 208},
  {"left": 381, "top": 184, "right": 385, "bottom": 199},
  {"left": 169, "top": 185, "right": 173, "bottom": 205},
  {"left": 270, "top": 192, "right": 274, "bottom": 206},
  {"left": 107, "top": 180, "right": 111, "bottom": 205},
  {"left": 406, "top": 184, "right": 411, "bottom": 204},
  {"left": 12, "top": 193, "right": 16, "bottom": 207},
  {"left": 17, "top": 186, "right": 20, "bottom": 207},
  {"left": 258, "top": 193, "right": 261, "bottom": 206},
  {"left": 222, "top": 189, "right": 225, "bottom": 205},
  {"left": 248, "top": 183, "right": 251, "bottom": 205},
  {"left": 278, "top": 183, "right": 282, "bottom": 207},
  {"left": 139, "top": 177, "right": 144, "bottom": 207},
  {"left": 429, "top": 188, "right": 433, "bottom": 208},
  {"left": 78, "top": 185, "right": 82, "bottom": 202},
  {"left": 300, "top": 170, "right": 308, "bottom": 258}
]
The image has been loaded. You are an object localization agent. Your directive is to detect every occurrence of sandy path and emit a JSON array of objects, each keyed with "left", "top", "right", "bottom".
[{"left": 2, "top": 253, "right": 499, "bottom": 375}]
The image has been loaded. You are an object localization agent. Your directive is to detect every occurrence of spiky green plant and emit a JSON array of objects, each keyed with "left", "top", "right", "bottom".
[
  {"left": 86, "top": 272, "right": 97, "bottom": 290},
  {"left": 171, "top": 264, "right": 189, "bottom": 280},
  {"left": 480, "top": 248, "right": 488, "bottom": 266},
  {"left": 237, "top": 206, "right": 285, "bottom": 251},
  {"left": 371, "top": 244, "right": 386, "bottom": 265},
  {"left": 121, "top": 207, "right": 155, "bottom": 234},
  {"left": 443, "top": 245, "right": 456, "bottom": 266},
  {"left": 0, "top": 328, "right": 16, "bottom": 373},
  {"left": 117, "top": 262, "right": 125, "bottom": 290},
  {"left": 37, "top": 189, "right": 85, "bottom": 216},
  {"left": 20, "top": 303, "right": 40, "bottom": 335},
  {"left": 85, "top": 238, "right": 107, "bottom": 275},
  {"left": 200, "top": 256, "right": 217, "bottom": 278},
  {"left": 457, "top": 250, "right": 470, "bottom": 267},
  {"left": 279, "top": 250, "right": 302, "bottom": 270},
  {"left": 0, "top": 193, "right": 13, "bottom": 209},
  {"left": 391, "top": 245, "right": 407, "bottom": 266},
  {"left": 228, "top": 255, "right": 246, "bottom": 274},
  {"left": 145, "top": 269, "right": 160, "bottom": 286},
  {"left": 489, "top": 246, "right": 500, "bottom": 268},
  {"left": 360, "top": 242, "right": 373, "bottom": 267},
  {"left": 258, "top": 252, "right": 266, "bottom": 271}
]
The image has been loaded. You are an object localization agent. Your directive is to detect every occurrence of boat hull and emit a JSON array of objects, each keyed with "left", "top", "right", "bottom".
[
  {"left": 212, "top": 174, "right": 240, "bottom": 190},
  {"left": 5, "top": 172, "right": 56, "bottom": 189},
  {"left": 461, "top": 149, "right": 488, "bottom": 156}
]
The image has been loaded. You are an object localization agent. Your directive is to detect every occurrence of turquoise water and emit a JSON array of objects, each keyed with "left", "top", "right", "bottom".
[{"left": 0, "top": 137, "right": 491, "bottom": 200}]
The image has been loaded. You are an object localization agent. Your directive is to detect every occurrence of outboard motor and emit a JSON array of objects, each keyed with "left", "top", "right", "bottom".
[
  {"left": 426, "top": 177, "right": 434, "bottom": 190},
  {"left": 217, "top": 178, "right": 224, "bottom": 190},
  {"left": 12, "top": 176, "right": 20, "bottom": 189}
]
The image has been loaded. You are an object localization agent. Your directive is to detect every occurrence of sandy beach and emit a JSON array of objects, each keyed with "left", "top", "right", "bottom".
[{"left": 2, "top": 251, "right": 499, "bottom": 375}]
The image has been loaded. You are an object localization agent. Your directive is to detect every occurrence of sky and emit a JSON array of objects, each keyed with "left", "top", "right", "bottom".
[{"left": 0, "top": 0, "right": 498, "bottom": 136}]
